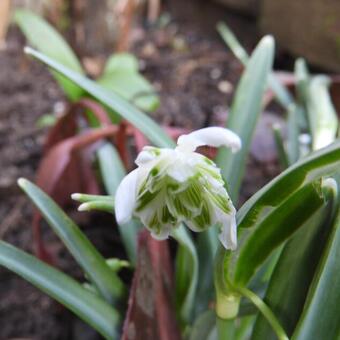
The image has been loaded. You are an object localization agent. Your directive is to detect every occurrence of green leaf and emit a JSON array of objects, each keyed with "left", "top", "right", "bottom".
[
  {"left": 233, "top": 180, "right": 325, "bottom": 287},
  {"left": 272, "top": 124, "right": 289, "bottom": 169},
  {"left": 195, "top": 227, "right": 219, "bottom": 316},
  {"left": 217, "top": 22, "right": 294, "bottom": 110},
  {"left": 97, "top": 143, "right": 140, "bottom": 265},
  {"left": 237, "top": 140, "right": 340, "bottom": 231},
  {"left": 292, "top": 190, "right": 340, "bottom": 340},
  {"left": 294, "top": 58, "right": 310, "bottom": 131},
  {"left": 190, "top": 310, "right": 216, "bottom": 340},
  {"left": 307, "top": 75, "right": 338, "bottom": 151},
  {"left": 172, "top": 225, "right": 199, "bottom": 325},
  {"left": 14, "top": 9, "right": 84, "bottom": 101},
  {"left": 103, "top": 53, "right": 139, "bottom": 73},
  {"left": 25, "top": 47, "right": 173, "bottom": 149},
  {"left": 98, "top": 53, "right": 160, "bottom": 112},
  {"left": 286, "top": 104, "right": 301, "bottom": 164},
  {"left": 0, "top": 241, "right": 119, "bottom": 340},
  {"left": 251, "top": 179, "right": 337, "bottom": 339},
  {"left": 216, "top": 35, "right": 274, "bottom": 202},
  {"left": 17, "top": 178, "right": 125, "bottom": 304},
  {"left": 216, "top": 22, "right": 248, "bottom": 64}
]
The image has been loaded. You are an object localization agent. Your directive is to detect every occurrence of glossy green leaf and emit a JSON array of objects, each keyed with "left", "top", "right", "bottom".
[
  {"left": 15, "top": 9, "right": 84, "bottom": 101},
  {"left": 98, "top": 53, "right": 159, "bottom": 112},
  {"left": 216, "top": 35, "right": 274, "bottom": 201},
  {"left": 18, "top": 178, "right": 125, "bottom": 304},
  {"left": 237, "top": 140, "right": 340, "bottom": 230},
  {"left": 251, "top": 179, "right": 337, "bottom": 340},
  {"left": 292, "top": 192, "right": 340, "bottom": 340},
  {"left": 0, "top": 241, "right": 119, "bottom": 340},
  {"left": 217, "top": 22, "right": 294, "bottom": 110},
  {"left": 24, "top": 47, "right": 174, "bottom": 148},
  {"left": 97, "top": 143, "right": 140, "bottom": 265},
  {"left": 233, "top": 180, "right": 325, "bottom": 286},
  {"left": 172, "top": 225, "right": 199, "bottom": 325}
]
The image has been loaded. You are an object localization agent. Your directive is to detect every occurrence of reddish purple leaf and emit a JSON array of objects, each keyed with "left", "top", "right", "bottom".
[{"left": 122, "top": 231, "right": 181, "bottom": 340}]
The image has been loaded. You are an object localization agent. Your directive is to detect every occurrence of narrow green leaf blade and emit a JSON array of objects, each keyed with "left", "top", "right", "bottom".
[
  {"left": 307, "top": 75, "right": 338, "bottom": 151},
  {"left": 292, "top": 193, "right": 340, "bottom": 340},
  {"left": 272, "top": 124, "right": 289, "bottom": 169},
  {"left": 217, "top": 22, "right": 294, "bottom": 110},
  {"left": 286, "top": 104, "right": 301, "bottom": 164},
  {"left": 0, "top": 241, "right": 119, "bottom": 340},
  {"left": 190, "top": 310, "right": 216, "bottom": 340},
  {"left": 24, "top": 47, "right": 174, "bottom": 149},
  {"left": 14, "top": 9, "right": 84, "bottom": 100},
  {"left": 216, "top": 35, "right": 274, "bottom": 201},
  {"left": 251, "top": 180, "right": 337, "bottom": 339},
  {"left": 97, "top": 143, "right": 140, "bottom": 264},
  {"left": 18, "top": 178, "right": 125, "bottom": 304},
  {"left": 238, "top": 140, "right": 340, "bottom": 230},
  {"left": 234, "top": 180, "right": 325, "bottom": 286},
  {"left": 172, "top": 225, "right": 199, "bottom": 325}
]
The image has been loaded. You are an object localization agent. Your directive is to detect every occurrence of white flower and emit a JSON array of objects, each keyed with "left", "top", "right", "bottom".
[{"left": 115, "top": 127, "right": 241, "bottom": 250}]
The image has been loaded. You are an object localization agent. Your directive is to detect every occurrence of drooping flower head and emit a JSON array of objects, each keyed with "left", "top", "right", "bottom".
[{"left": 115, "top": 127, "right": 241, "bottom": 250}]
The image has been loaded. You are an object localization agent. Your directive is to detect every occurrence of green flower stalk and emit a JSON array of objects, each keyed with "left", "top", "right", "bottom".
[{"left": 115, "top": 127, "right": 241, "bottom": 250}]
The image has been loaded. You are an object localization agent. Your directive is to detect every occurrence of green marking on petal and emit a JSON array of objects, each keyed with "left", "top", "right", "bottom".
[
  {"left": 151, "top": 167, "right": 159, "bottom": 176},
  {"left": 208, "top": 191, "right": 232, "bottom": 214},
  {"left": 136, "top": 189, "right": 161, "bottom": 211}
]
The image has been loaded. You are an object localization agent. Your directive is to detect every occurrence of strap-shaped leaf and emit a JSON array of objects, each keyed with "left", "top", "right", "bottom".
[
  {"left": 15, "top": 9, "right": 84, "bottom": 101},
  {"left": 233, "top": 180, "right": 325, "bottom": 286},
  {"left": 172, "top": 225, "right": 199, "bottom": 325},
  {"left": 0, "top": 241, "right": 119, "bottom": 340},
  {"left": 24, "top": 47, "right": 174, "bottom": 149},
  {"left": 217, "top": 21, "right": 294, "bottom": 110},
  {"left": 292, "top": 191, "right": 340, "bottom": 340},
  {"left": 18, "top": 178, "right": 125, "bottom": 304},
  {"left": 216, "top": 35, "right": 274, "bottom": 202},
  {"left": 251, "top": 179, "right": 337, "bottom": 339},
  {"left": 307, "top": 75, "right": 338, "bottom": 151},
  {"left": 194, "top": 228, "right": 219, "bottom": 316},
  {"left": 238, "top": 140, "right": 340, "bottom": 230},
  {"left": 97, "top": 143, "right": 140, "bottom": 264}
]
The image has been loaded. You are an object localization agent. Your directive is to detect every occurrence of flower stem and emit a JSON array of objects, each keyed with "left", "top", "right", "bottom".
[
  {"left": 217, "top": 318, "right": 235, "bottom": 340},
  {"left": 236, "top": 286, "right": 289, "bottom": 340}
]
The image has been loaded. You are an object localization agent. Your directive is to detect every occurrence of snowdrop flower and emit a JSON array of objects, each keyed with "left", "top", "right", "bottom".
[{"left": 115, "top": 127, "right": 241, "bottom": 250}]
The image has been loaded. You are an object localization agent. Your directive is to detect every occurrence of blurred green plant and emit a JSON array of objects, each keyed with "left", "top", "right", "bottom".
[
  {"left": 14, "top": 9, "right": 160, "bottom": 111},
  {"left": 0, "top": 23, "right": 340, "bottom": 340}
]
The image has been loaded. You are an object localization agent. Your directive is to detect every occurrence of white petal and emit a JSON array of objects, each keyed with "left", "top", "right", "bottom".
[
  {"left": 177, "top": 127, "right": 241, "bottom": 153},
  {"left": 217, "top": 209, "right": 237, "bottom": 250},
  {"left": 167, "top": 162, "right": 195, "bottom": 182},
  {"left": 135, "top": 146, "right": 160, "bottom": 166},
  {"left": 114, "top": 168, "right": 139, "bottom": 224},
  {"left": 150, "top": 224, "right": 172, "bottom": 240}
]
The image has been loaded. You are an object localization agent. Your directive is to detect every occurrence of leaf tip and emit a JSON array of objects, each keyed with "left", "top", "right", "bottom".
[
  {"left": 24, "top": 45, "right": 34, "bottom": 55},
  {"left": 71, "top": 193, "right": 81, "bottom": 201},
  {"left": 17, "top": 177, "right": 28, "bottom": 189},
  {"left": 78, "top": 203, "right": 90, "bottom": 212},
  {"left": 261, "top": 35, "right": 275, "bottom": 49}
]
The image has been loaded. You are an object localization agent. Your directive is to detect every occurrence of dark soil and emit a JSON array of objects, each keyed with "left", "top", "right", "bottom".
[{"left": 0, "top": 1, "right": 280, "bottom": 339}]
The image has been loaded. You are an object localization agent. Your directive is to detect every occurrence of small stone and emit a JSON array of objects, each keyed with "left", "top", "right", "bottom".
[{"left": 218, "top": 80, "right": 233, "bottom": 94}]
